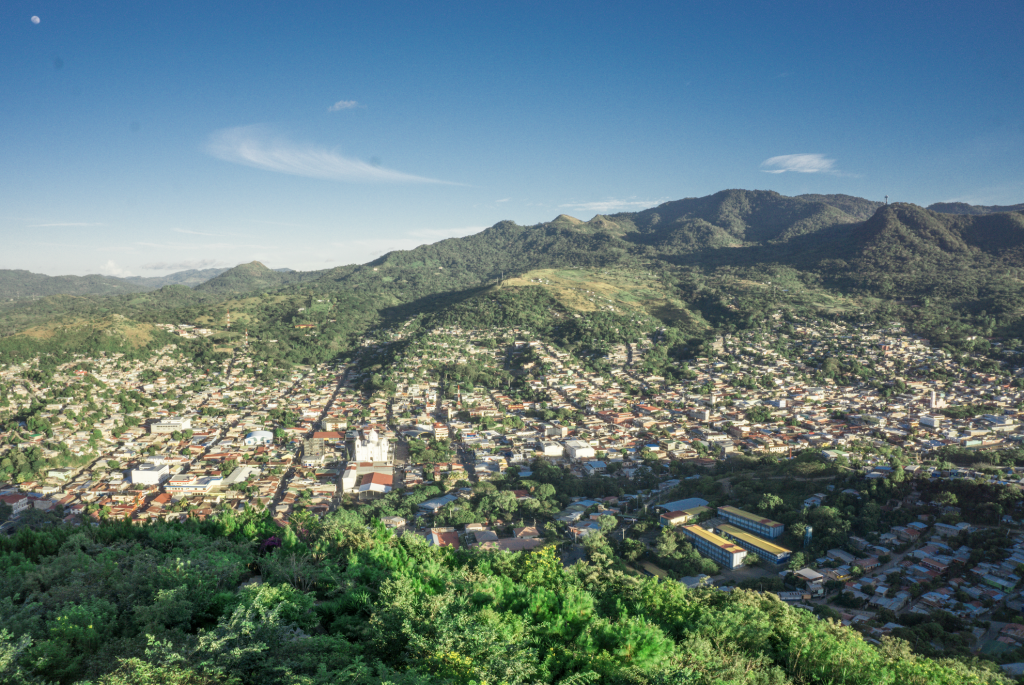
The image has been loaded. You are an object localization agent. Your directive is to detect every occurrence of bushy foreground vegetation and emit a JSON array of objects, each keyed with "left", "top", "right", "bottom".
[{"left": 0, "top": 512, "right": 1007, "bottom": 685}]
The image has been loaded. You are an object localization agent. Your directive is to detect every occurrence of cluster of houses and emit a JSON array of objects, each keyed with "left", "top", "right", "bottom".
[
  {"left": 0, "top": 346, "right": 364, "bottom": 527},
  {"left": 363, "top": 319, "right": 1024, "bottom": 499}
]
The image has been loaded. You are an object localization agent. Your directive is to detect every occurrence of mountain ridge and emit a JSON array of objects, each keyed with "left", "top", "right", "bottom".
[
  {"left": 928, "top": 201, "right": 1024, "bottom": 216},
  {"left": 4, "top": 189, "right": 1024, "bottom": 366}
]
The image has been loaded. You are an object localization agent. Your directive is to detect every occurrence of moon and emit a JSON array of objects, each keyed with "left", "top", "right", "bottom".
[{"left": 31, "top": 16, "right": 41, "bottom": 24}]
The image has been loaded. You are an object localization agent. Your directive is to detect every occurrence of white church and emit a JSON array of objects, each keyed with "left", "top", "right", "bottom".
[{"left": 352, "top": 427, "right": 390, "bottom": 463}]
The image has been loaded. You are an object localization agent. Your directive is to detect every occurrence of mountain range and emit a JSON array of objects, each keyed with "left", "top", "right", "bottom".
[
  {"left": 0, "top": 266, "right": 303, "bottom": 302},
  {"left": 1, "top": 189, "right": 1023, "bottom": 365}
]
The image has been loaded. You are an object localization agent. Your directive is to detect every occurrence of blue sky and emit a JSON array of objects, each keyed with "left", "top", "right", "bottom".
[{"left": 2, "top": 1, "right": 1023, "bottom": 276}]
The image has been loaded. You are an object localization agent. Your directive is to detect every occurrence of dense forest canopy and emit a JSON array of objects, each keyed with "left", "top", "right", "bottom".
[{"left": 0, "top": 512, "right": 1006, "bottom": 685}]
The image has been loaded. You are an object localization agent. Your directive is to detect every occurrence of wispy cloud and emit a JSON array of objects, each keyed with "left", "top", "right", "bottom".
[
  {"left": 247, "top": 219, "right": 307, "bottom": 228},
  {"left": 760, "top": 153, "right": 837, "bottom": 174},
  {"left": 98, "top": 260, "right": 133, "bottom": 278},
  {"left": 27, "top": 222, "right": 104, "bottom": 228},
  {"left": 207, "top": 125, "right": 457, "bottom": 184},
  {"left": 137, "top": 240, "right": 279, "bottom": 251},
  {"left": 496, "top": 198, "right": 511, "bottom": 203},
  {"left": 141, "top": 259, "right": 226, "bottom": 271},
  {"left": 559, "top": 199, "right": 663, "bottom": 213},
  {"left": 328, "top": 100, "right": 360, "bottom": 112},
  {"left": 172, "top": 227, "right": 225, "bottom": 237}
]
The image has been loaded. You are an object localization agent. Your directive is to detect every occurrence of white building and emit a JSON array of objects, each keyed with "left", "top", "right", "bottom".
[
  {"left": 223, "top": 465, "right": 261, "bottom": 487},
  {"left": 0, "top": 494, "right": 30, "bottom": 517},
  {"left": 165, "top": 474, "right": 222, "bottom": 494},
  {"left": 352, "top": 428, "right": 390, "bottom": 463},
  {"left": 341, "top": 462, "right": 394, "bottom": 493},
  {"left": 151, "top": 417, "right": 192, "bottom": 435},
  {"left": 243, "top": 430, "right": 274, "bottom": 446},
  {"left": 131, "top": 462, "right": 170, "bottom": 485},
  {"left": 539, "top": 440, "right": 564, "bottom": 457},
  {"left": 564, "top": 439, "right": 595, "bottom": 460},
  {"left": 341, "top": 463, "right": 360, "bottom": 493},
  {"left": 920, "top": 415, "right": 941, "bottom": 429}
]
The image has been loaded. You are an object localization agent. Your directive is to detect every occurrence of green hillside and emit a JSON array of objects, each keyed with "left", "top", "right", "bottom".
[
  {"left": 123, "top": 267, "right": 229, "bottom": 288},
  {"left": 0, "top": 270, "right": 147, "bottom": 301},
  {"left": 2, "top": 190, "right": 1024, "bottom": 369},
  {"left": 928, "top": 201, "right": 1024, "bottom": 215},
  {"left": 0, "top": 267, "right": 233, "bottom": 302},
  {"left": 618, "top": 189, "right": 870, "bottom": 250},
  {"left": 194, "top": 261, "right": 322, "bottom": 294}
]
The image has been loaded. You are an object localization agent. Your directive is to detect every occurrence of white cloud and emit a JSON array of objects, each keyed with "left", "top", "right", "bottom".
[
  {"left": 328, "top": 100, "right": 360, "bottom": 111},
  {"left": 98, "top": 260, "right": 133, "bottom": 278},
  {"left": 559, "top": 199, "right": 663, "bottom": 213},
  {"left": 496, "top": 197, "right": 511, "bottom": 203},
  {"left": 172, "top": 227, "right": 225, "bottom": 237},
  {"left": 141, "top": 259, "right": 227, "bottom": 271},
  {"left": 207, "top": 126, "right": 456, "bottom": 184},
  {"left": 760, "top": 153, "right": 837, "bottom": 174},
  {"left": 136, "top": 240, "right": 279, "bottom": 250}
]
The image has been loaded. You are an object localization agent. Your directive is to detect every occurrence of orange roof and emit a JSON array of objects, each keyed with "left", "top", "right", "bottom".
[
  {"left": 362, "top": 472, "right": 393, "bottom": 486},
  {"left": 435, "top": 531, "right": 460, "bottom": 549}
]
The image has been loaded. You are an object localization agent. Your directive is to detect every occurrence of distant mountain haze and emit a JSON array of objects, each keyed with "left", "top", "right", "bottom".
[
  {"left": 0, "top": 269, "right": 149, "bottom": 302},
  {"left": 123, "top": 268, "right": 230, "bottom": 288},
  {"left": 0, "top": 265, "right": 299, "bottom": 301}
]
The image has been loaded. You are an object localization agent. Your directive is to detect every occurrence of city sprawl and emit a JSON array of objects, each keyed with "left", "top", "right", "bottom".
[{"left": 6, "top": 312, "right": 1024, "bottom": 663}]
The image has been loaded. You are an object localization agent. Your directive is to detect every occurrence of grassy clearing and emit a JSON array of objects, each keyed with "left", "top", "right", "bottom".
[
  {"left": 14, "top": 316, "right": 157, "bottom": 346},
  {"left": 503, "top": 268, "right": 707, "bottom": 328}
]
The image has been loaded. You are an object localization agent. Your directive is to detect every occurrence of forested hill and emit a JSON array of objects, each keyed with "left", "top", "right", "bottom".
[
  {"left": 0, "top": 513, "right": 1005, "bottom": 685},
  {"left": 928, "top": 201, "right": 1024, "bottom": 216},
  {"left": 850, "top": 203, "right": 1024, "bottom": 265},
  {"left": 4, "top": 190, "right": 1024, "bottom": 369},
  {"left": 614, "top": 189, "right": 879, "bottom": 251},
  {"left": 0, "top": 267, "right": 230, "bottom": 302},
  {"left": 0, "top": 269, "right": 148, "bottom": 301},
  {"left": 122, "top": 267, "right": 229, "bottom": 288},
  {"left": 193, "top": 261, "right": 323, "bottom": 294}
]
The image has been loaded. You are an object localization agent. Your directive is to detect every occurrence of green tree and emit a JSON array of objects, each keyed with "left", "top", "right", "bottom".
[
  {"left": 655, "top": 528, "right": 678, "bottom": 557},
  {"left": 758, "top": 493, "right": 783, "bottom": 513}
]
